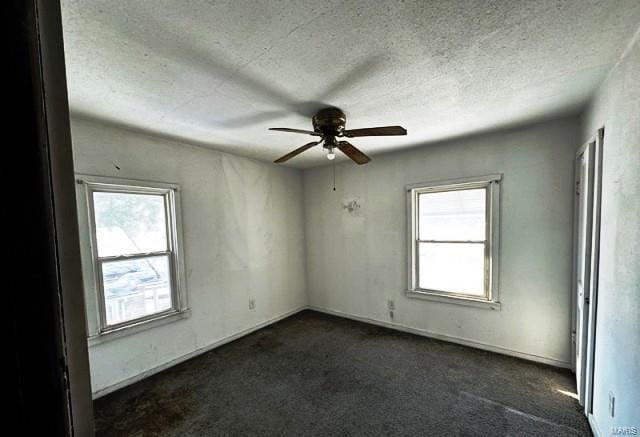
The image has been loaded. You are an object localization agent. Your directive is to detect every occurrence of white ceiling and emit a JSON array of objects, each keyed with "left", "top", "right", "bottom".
[{"left": 61, "top": 0, "right": 640, "bottom": 168}]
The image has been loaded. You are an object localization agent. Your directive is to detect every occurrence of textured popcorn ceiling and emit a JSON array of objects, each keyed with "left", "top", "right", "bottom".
[{"left": 61, "top": 0, "right": 640, "bottom": 168}]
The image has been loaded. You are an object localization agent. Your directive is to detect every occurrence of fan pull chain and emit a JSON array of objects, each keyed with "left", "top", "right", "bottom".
[{"left": 332, "top": 159, "right": 336, "bottom": 191}]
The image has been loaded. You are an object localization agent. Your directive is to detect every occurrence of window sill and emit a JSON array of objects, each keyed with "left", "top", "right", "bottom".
[
  {"left": 88, "top": 308, "right": 191, "bottom": 346},
  {"left": 405, "top": 290, "right": 501, "bottom": 310}
]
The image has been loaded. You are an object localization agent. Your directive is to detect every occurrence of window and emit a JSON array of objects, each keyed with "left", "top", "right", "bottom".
[
  {"left": 77, "top": 176, "right": 188, "bottom": 337},
  {"left": 406, "top": 175, "right": 501, "bottom": 309}
]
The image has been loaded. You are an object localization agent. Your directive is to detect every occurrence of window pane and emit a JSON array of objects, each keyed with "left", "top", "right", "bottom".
[
  {"left": 418, "top": 188, "right": 486, "bottom": 241},
  {"left": 418, "top": 242, "right": 485, "bottom": 296},
  {"left": 102, "top": 255, "right": 173, "bottom": 326},
  {"left": 93, "top": 191, "right": 167, "bottom": 257}
]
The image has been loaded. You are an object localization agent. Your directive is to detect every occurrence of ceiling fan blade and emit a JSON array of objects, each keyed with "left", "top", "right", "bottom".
[
  {"left": 274, "top": 141, "right": 322, "bottom": 163},
  {"left": 337, "top": 141, "right": 371, "bottom": 165},
  {"left": 269, "top": 127, "right": 321, "bottom": 136},
  {"left": 343, "top": 126, "right": 407, "bottom": 138}
]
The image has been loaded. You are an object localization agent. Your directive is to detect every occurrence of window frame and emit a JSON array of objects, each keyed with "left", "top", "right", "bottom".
[
  {"left": 405, "top": 174, "right": 502, "bottom": 310},
  {"left": 76, "top": 175, "right": 189, "bottom": 341}
]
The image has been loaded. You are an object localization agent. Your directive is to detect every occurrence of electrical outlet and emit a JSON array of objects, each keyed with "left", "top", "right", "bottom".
[
  {"left": 249, "top": 299, "right": 255, "bottom": 310},
  {"left": 387, "top": 300, "right": 395, "bottom": 319},
  {"left": 609, "top": 392, "right": 615, "bottom": 417}
]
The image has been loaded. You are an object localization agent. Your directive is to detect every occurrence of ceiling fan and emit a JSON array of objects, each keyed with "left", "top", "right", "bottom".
[{"left": 270, "top": 107, "right": 407, "bottom": 165}]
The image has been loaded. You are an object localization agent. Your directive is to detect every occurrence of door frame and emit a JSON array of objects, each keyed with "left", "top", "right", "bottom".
[
  {"left": 571, "top": 128, "right": 603, "bottom": 414},
  {"left": 8, "top": 0, "right": 94, "bottom": 434}
]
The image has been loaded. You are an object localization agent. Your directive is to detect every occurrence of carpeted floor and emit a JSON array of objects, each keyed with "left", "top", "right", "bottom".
[{"left": 94, "top": 310, "right": 591, "bottom": 436}]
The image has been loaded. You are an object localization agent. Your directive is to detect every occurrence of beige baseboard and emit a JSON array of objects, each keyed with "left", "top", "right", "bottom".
[
  {"left": 92, "top": 306, "right": 307, "bottom": 399},
  {"left": 93, "top": 304, "right": 572, "bottom": 399},
  {"left": 310, "top": 306, "right": 572, "bottom": 369},
  {"left": 588, "top": 413, "right": 602, "bottom": 437}
]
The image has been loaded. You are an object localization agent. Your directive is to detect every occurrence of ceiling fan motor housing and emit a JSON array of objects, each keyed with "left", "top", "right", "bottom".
[{"left": 312, "top": 107, "right": 347, "bottom": 137}]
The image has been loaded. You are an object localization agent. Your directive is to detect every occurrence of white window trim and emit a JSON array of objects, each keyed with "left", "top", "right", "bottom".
[
  {"left": 405, "top": 174, "right": 502, "bottom": 310},
  {"left": 75, "top": 175, "right": 189, "bottom": 344}
]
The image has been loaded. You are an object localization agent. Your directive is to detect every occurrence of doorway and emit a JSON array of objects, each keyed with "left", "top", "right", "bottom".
[{"left": 572, "top": 128, "right": 603, "bottom": 414}]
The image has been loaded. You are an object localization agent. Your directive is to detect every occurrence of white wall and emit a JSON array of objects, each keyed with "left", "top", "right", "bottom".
[
  {"left": 582, "top": 32, "right": 640, "bottom": 431},
  {"left": 70, "top": 117, "right": 307, "bottom": 394},
  {"left": 303, "top": 117, "right": 579, "bottom": 366}
]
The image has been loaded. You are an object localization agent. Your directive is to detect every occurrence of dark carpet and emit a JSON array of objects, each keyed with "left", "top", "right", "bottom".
[{"left": 94, "top": 310, "right": 591, "bottom": 436}]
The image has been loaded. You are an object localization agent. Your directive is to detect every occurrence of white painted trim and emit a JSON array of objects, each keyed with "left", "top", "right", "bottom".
[
  {"left": 406, "top": 174, "right": 502, "bottom": 305},
  {"left": 87, "top": 308, "right": 191, "bottom": 346},
  {"left": 584, "top": 128, "right": 604, "bottom": 415},
  {"left": 588, "top": 413, "right": 601, "bottom": 437},
  {"left": 572, "top": 130, "right": 603, "bottom": 410},
  {"left": 92, "top": 306, "right": 307, "bottom": 399},
  {"left": 405, "top": 290, "right": 501, "bottom": 310},
  {"left": 310, "top": 306, "right": 571, "bottom": 369},
  {"left": 75, "top": 173, "right": 189, "bottom": 337},
  {"left": 405, "top": 173, "right": 503, "bottom": 191}
]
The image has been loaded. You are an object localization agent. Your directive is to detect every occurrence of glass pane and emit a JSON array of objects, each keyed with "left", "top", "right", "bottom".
[
  {"left": 418, "top": 188, "right": 486, "bottom": 241},
  {"left": 93, "top": 191, "right": 167, "bottom": 257},
  {"left": 102, "top": 255, "right": 173, "bottom": 326},
  {"left": 418, "top": 242, "right": 485, "bottom": 296}
]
